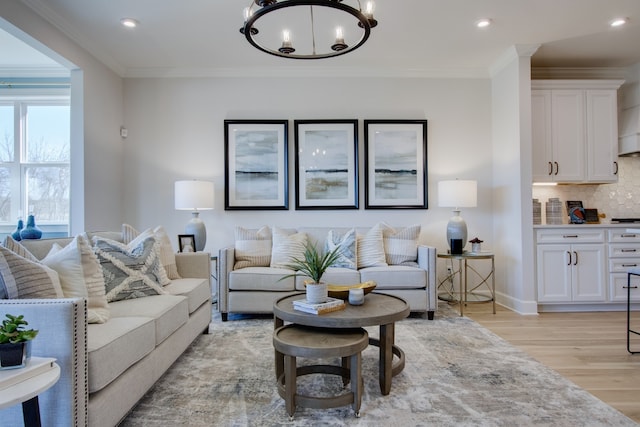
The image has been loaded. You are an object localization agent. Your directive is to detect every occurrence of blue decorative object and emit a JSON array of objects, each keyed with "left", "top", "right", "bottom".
[
  {"left": 11, "top": 218, "right": 24, "bottom": 241},
  {"left": 20, "top": 215, "right": 43, "bottom": 240}
]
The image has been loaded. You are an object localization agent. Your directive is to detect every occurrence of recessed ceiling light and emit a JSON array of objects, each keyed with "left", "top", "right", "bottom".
[
  {"left": 120, "top": 18, "right": 139, "bottom": 28},
  {"left": 610, "top": 17, "right": 628, "bottom": 27},
  {"left": 476, "top": 18, "right": 492, "bottom": 28}
]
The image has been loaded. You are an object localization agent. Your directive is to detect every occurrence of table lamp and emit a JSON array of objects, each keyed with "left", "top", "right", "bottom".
[
  {"left": 438, "top": 179, "right": 477, "bottom": 252},
  {"left": 175, "top": 180, "right": 214, "bottom": 251}
]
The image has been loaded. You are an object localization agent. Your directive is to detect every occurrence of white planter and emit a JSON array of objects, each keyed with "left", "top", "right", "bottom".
[{"left": 306, "top": 283, "right": 328, "bottom": 304}]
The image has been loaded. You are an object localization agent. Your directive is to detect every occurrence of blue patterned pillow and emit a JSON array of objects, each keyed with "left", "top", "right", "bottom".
[
  {"left": 93, "top": 236, "right": 166, "bottom": 302},
  {"left": 325, "top": 229, "right": 356, "bottom": 270}
]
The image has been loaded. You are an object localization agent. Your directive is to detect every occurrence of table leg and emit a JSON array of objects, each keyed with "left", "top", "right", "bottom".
[
  {"left": 274, "top": 316, "right": 284, "bottom": 382},
  {"left": 22, "top": 396, "right": 42, "bottom": 427},
  {"left": 379, "top": 323, "right": 395, "bottom": 395},
  {"left": 459, "top": 258, "right": 464, "bottom": 317}
]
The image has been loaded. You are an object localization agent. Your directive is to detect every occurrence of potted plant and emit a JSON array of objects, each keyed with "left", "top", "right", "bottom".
[
  {"left": 0, "top": 314, "right": 38, "bottom": 369},
  {"left": 282, "top": 243, "right": 343, "bottom": 304}
]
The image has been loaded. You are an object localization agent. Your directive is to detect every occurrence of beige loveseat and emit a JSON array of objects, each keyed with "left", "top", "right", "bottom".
[
  {"left": 218, "top": 225, "right": 437, "bottom": 321},
  {"left": 0, "top": 233, "right": 211, "bottom": 427}
]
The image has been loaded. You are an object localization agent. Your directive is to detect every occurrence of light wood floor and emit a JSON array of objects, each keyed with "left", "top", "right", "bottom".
[{"left": 455, "top": 302, "right": 640, "bottom": 423}]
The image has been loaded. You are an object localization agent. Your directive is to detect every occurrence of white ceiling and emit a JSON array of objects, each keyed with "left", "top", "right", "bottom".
[{"left": 3, "top": 0, "right": 640, "bottom": 78}]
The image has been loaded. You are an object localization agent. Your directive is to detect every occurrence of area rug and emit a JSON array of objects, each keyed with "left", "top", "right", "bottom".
[{"left": 121, "top": 306, "right": 636, "bottom": 426}]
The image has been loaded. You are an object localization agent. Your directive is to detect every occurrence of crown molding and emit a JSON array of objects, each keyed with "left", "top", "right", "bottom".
[{"left": 531, "top": 67, "right": 628, "bottom": 80}]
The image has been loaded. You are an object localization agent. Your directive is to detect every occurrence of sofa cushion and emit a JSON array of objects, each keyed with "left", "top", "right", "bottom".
[
  {"left": 294, "top": 266, "right": 361, "bottom": 290},
  {"left": 122, "top": 224, "right": 179, "bottom": 281},
  {"left": 0, "top": 245, "right": 63, "bottom": 299},
  {"left": 380, "top": 223, "right": 420, "bottom": 266},
  {"left": 325, "top": 229, "right": 356, "bottom": 269},
  {"left": 234, "top": 226, "right": 272, "bottom": 269},
  {"left": 87, "top": 316, "right": 156, "bottom": 393},
  {"left": 357, "top": 224, "right": 388, "bottom": 269},
  {"left": 359, "top": 265, "right": 426, "bottom": 289},
  {"left": 42, "top": 235, "right": 110, "bottom": 324},
  {"left": 164, "top": 278, "right": 211, "bottom": 314},
  {"left": 109, "top": 295, "right": 189, "bottom": 345},
  {"left": 93, "top": 236, "right": 167, "bottom": 302},
  {"left": 229, "top": 267, "right": 295, "bottom": 291},
  {"left": 270, "top": 227, "right": 307, "bottom": 269}
]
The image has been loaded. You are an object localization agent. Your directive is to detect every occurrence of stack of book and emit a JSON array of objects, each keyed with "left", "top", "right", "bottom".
[{"left": 293, "top": 297, "right": 346, "bottom": 315}]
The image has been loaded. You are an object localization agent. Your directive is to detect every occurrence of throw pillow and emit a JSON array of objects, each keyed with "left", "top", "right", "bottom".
[
  {"left": 0, "top": 245, "right": 63, "bottom": 299},
  {"left": 2, "top": 235, "right": 39, "bottom": 262},
  {"left": 122, "top": 224, "right": 179, "bottom": 281},
  {"left": 380, "top": 223, "right": 421, "bottom": 266},
  {"left": 357, "top": 224, "right": 388, "bottom": 269},
  {"left": 93, "top": 236, "right": 167, "bottom": 302},
  {"left": 325, "top": 229, "right": 357, "bottom": 269},
  {"left": 234, "top": 226, "right": 272, "bottom": 269},
  {"left": 43, "top": 235, "right": 110, "bottom": 324},
  {"left": 270, "top": 227, "right": 307, "bottom": 269}
]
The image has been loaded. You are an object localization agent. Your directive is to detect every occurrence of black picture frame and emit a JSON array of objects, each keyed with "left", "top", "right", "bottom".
[
  {"left": 224, "top": 120, "right": 289, "bottom": 210},
  {"left": 294, "top": 119, "right": 359, "bottom": 210},
  {"left": 178, "top": 234, "right": 196, "bottom": 253},
  {"left": 364, "top": 119, "right": 428, "bottom": 209}
]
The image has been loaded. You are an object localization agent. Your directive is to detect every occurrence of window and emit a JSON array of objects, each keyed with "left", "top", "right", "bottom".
[{"left": 0, "top": 96, "right": 70, "bottom": 235}]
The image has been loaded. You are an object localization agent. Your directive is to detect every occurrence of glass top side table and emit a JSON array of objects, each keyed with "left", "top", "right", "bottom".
[{"left": 437, "top": 252, "right": 496, "bottom": 316}]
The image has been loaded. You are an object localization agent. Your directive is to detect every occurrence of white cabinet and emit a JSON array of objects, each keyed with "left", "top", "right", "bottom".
[
  {"left": 531, "top": 80, "right": 623, "bottom": 184},
  {"left": 608, "top": 230, "right": 640, "bottom": 302},
  {"left": 536, "top": 229, "right": 606, "bottom": 303}
]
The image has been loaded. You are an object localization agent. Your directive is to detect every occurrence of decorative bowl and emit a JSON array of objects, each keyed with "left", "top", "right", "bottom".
[{"left": 326, "top": 281, "right": 377, "bottom": 300}]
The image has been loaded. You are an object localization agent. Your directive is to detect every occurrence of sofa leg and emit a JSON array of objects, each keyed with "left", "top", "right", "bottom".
[
  {"left": 221, "top": 313, "right": 228, "bottom": 322},
  {"left": 427, "top": 311, "right": 434, "bottom": 320}
]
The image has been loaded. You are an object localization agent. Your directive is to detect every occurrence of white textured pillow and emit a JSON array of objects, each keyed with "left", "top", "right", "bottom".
[
  {"left": 122, "top": 224, "right": 180, "bottom": 281},
  {"left": 380, "top": 223, "right": 420, "bottom": 266},
  {"left": 270, "top": 227, "right": 307, "bottom": 269},
  {"left": 325, "top": 229, "right": 357, "bottom": 269},
  {"left": 0, "top": 245, "right": 63, "bottom": 299},
  {"left": 357, "top": 224, "right": 388, "bottom": 269},
  {"left": 44, "top": 235, "right": 110, "bottom": 324},
  {"left": 234, "top": 226, "right": 272, "bottom": 269}
]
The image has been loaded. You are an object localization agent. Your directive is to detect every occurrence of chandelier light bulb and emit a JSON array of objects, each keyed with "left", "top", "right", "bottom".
[
  {"left": 365, "top": 1, "right": 375, "bottom": 17},
  {"left": 279, "top": 29, "right": 295, "bottom": 54},
  {"left": 282, "top": 30, "right": 291, "bottom": 43},
  {"left": 332, "top": 26, "right": 348, "bottom": 51},
  {"left": 243, "top": 7, "right": 251, "bottom": 22}
]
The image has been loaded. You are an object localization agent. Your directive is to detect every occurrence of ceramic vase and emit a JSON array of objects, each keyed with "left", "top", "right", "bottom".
[
  {"left": 11, "top": 218, "right": 24, "bottom": 241},
  {"left": 20, "top": 215, "right": 43, "bottom": 240},
  {"left": 306, "top": 282, "right": 328, "bottom": 304}
]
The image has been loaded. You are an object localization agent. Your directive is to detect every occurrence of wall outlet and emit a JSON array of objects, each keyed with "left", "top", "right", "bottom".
[{"left": 447, "top": 266, "right": 452, "bottom": 275}]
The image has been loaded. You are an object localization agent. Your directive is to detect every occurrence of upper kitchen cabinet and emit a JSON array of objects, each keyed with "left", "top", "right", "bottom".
[{"left": 531, "top": 80, "right": 624, "bottom": 184}]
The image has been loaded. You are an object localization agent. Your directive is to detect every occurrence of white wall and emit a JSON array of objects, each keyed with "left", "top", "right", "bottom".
[
  {"left": 122, "top": 76, "right": 494, "bottom": 261},
  {"left": 0, "top": 1, "right": 125, "bottom": 232}
]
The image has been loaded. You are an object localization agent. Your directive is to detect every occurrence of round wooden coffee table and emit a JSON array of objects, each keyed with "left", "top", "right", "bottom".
[{"left": 273, "top": 292, "right": 410, "bottom": 395}]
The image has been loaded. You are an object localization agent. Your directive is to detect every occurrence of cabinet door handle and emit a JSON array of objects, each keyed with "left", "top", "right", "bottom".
[
  {"left": 567, "top": 251, "right": 572, "bottom": 266},
  {"left": 554, "top": 162, "right": 559, "bottom": 175},
  {"left": 614, "top": 161, "right": 619, "bottom": 175},
  {"left": 621, "top": 249, "right": 637, "bottom": 253},
  {"left": 573, "top": 251, "right": 578, "bottom": 265},
  {"left": 563, "top": 235, "right": 579, "bottom": 238},
  {"left": 622, "top": 264, "right": 638, "bottom": 267},
  {"left": 621, "top": 234, "right": 637, "bottom": 238},
  {"left": 548, "top": 162, "right": 553, "bottom": 175}
]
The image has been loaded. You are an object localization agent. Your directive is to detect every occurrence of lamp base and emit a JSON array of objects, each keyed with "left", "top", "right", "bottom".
[
  {"left": 446, "top": 210, "right": 467, "bottom": 252},
  {"left": 185, "top": 212, "right": 207, "bottom": 252}
]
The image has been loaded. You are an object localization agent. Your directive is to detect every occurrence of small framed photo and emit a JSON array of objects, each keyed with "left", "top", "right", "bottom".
[
  {"left": 224, "top": 120, "right": 289, "bottom": 210},
  {"left": 294, "top": 119, "right": 359, "bottom": 210},
  {"left": 178, "top": 234, "right": 196, "bottom": 253},
  {"left": 364, "top": 119, "right": 428, "bottom": 209}
]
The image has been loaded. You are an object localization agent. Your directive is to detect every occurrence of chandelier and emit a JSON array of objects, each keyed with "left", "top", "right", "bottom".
[{"left": 240, "top": 0, "right": 378, "bottom": 59}]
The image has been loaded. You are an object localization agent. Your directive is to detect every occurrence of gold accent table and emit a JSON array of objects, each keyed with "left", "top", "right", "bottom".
[
  {"left": 437, "top": 252, "right": 496, "bottom": 316},
  {"left": 273, "top": 292, "right": 410, "bottom": 396}
]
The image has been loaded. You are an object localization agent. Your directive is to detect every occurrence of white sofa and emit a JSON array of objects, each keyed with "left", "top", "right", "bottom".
[
  {"left": 0, "top": 235, "right": 211, "bottom": 427},
  {"left": 218, "top": 226, "right": 437, "bottom": 321}
]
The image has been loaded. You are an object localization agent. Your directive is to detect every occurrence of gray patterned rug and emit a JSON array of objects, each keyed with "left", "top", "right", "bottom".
[{"left": 121, "top": 306, "right": 636, "bottom": 426}]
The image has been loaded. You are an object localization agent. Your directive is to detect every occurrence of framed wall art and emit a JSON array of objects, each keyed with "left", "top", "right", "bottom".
[
  {"left": 364, "top": 120, "right": 428, "bottom": 209},
  {"left": 178, "top": 234, "right": 196, "bottom": 253},
  {"left": 224, "top": 120, "right": 289, "bottom": 210},
  {"left": 294, "top": 119, "right": 358, "bottom": 209}
]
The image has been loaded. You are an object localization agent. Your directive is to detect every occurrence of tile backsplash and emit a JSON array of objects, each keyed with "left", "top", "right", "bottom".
[{"left": 532, "top": 156, "right": 640, "bottom": 224}]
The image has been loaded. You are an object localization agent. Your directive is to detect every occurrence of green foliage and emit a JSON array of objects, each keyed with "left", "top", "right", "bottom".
[
  {"left": 0, "top": 314, "right": 38, "bottom": 344},
  {"left": 281, "top": 243, "right": 343, "bottom": 283}
]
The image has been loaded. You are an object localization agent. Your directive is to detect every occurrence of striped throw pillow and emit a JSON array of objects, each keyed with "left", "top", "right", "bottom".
[
  {"left": 381, "top": 223, "right": 420, "bottom": 266},
  {"left": 0, "top": 245, "right": 64, "bottom": 299},
  {"left": 270, "top": 227, "right": 307, "bottom": 269},
  {"left": 357, "top": 224, "right": 388, "bottom": 269},
  {"left": 234, "top": 226, "right": 272, "bottom": 269}
]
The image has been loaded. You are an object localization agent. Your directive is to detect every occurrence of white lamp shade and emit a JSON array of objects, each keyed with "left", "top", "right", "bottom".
[
  {"left": 438, "top": 180, "right": 477, "bottom": 208},
  {"left": 175, "top": 180, "right": 214, "bottom": 211}
]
